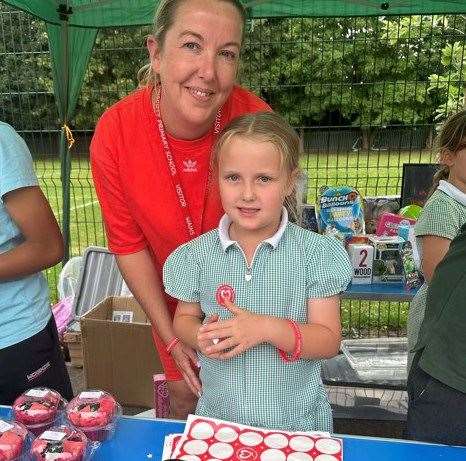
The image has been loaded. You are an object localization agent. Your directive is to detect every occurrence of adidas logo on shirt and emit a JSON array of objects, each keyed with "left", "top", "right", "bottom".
[{"left": 183, "top": 159, "right": 198, "bottom": 173}]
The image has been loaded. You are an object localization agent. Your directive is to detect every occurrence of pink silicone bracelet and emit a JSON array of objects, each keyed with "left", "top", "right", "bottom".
[{"left": 278, "top": 320, "right": 303, "bottom": 363}]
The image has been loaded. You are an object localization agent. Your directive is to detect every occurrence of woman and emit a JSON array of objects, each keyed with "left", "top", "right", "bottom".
[
  {"left": 91, "top": 0, "right": 270, "bottom": 418},
  {"left": 0, "top": 122, "right": 72, "bottom": 404}
]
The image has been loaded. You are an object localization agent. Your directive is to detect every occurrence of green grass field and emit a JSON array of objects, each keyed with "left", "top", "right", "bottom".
[
  {"left": 35, "top": 149, "right": 434, "bottom": 336},
  {"left": 34, "top": 156, "right": 106, "bottom": 303}
]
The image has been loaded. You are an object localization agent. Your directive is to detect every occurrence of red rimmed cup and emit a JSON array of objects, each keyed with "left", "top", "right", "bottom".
[
  {"left": 12, "top": 388, "right": 65, "bottom": 437},
  {"left": 66, "top": 390, "right": 121, "bottom": 442},
  {"left": 30, "top": 425, "right": 87, "bottom": 461},
  {"left": 0, "top": 419, "right": 30, "bottom": 461}
]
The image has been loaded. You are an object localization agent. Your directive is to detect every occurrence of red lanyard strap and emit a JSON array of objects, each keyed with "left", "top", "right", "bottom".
[{"left": 154, "top": 86, "right": 221, "bottom": 239}]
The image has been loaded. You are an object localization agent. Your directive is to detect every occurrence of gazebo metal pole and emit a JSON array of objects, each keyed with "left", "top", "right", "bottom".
[{"left": 59, "top": 3, "right": 72, "bottom": 263}]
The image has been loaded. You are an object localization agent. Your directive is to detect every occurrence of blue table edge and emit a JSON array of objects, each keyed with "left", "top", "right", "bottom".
[
  {"left": 0, "top": 406, "right": 448, "bottom": 448},
  {"left": 342, "top": 282, "right": 417, "bottom": 301},
  {"left": 2, "top": 406, "right": 465, "bottom": 459},
  {"left": 116, "top": 413, "right": 462, "bottom": 450},
  {"left": 0, "top": 406, "right": 451, "bottom": 447}
]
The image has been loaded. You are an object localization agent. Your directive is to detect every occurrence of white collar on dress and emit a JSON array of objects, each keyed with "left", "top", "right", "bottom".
[
  {"left": 438, "top": 180, "right": 466, "bottom": 206},
  {"left": 218, "top": 207, "right": 289, "bottom": 252}
]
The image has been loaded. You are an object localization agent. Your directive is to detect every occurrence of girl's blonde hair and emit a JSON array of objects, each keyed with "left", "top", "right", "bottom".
[
  {"left": 428, "top": 109, "right": 466, "bottom": 197},
  {"left": 138, "top": 0, "right": 247, "bottom": 87},
  {"left": 213, "top": 111, "right": 303, "bottom": 223}
]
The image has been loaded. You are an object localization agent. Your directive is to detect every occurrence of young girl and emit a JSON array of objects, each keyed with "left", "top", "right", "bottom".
[
  {"left": 407, "top": 109, "right": 466, "bottom": 370},
  {"left": 163, "top": 112, "right": 352, "bottom": 432},
  {"left": 0, "top": 122, "right": 72, "bottom": 404}
]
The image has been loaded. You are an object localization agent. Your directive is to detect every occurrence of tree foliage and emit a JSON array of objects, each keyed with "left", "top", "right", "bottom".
[
  {"left": 0, "top": 5, "right": 55, "bottom": 129},
  {"left": 73, "top": 25, "right": 151, "bottom": 128},
  {"left": 428, "top": 22, "right": 466, "bottom": 121},
  {"left": 1, "top": 4, "right": 464, "bottom": 135}
]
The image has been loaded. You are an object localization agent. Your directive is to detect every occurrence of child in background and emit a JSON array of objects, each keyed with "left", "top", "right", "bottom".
[
  {"left": 407, "top": 223, "right": 466, "bottom": 446},
  {"left": 407, "top": 109, "right": 466, "bottom": 370},
  {"left": 164, "top": 112, "right": 352, "bottom": 432},
  {"left": 0, "top": 122, "right": 72, "bottom": 404}
]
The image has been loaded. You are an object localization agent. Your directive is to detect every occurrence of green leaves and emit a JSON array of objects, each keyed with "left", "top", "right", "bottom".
[
  {"left": 1, "top": 4, "right": 464, "bottom": 132},
  {"left": 428, "top": 40, "right": 466, "bottom": 120}
]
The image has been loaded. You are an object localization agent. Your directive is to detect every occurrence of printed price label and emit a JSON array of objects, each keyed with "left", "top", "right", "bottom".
[
  {"left": 79, "top": 391, "right": 103, "bottom": 399},
  {"left": 112, "top": 310, "right": 134, "bottom": 323},
  {"left": 25, "top": 388, "right": 49, "bottom": 398},
  {"left": 40, "top": 431, "right": 66, "bottom": 441},
  {"left": 45, "top": 454, "right": 65, "bottom": 460},
  {"left": 0, "top": 420, "right": 14, "bottom": 433}
]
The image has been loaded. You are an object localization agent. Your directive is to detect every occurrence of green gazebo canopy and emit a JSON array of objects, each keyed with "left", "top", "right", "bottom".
[{"left": 4, "top": 1, "right": 466, "bottom": 26}]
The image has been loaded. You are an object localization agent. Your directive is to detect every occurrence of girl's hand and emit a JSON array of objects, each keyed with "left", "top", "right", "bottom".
[
  {"left": 197, "top": 314, "right": 222, "bottom": 359},
  {"left": 197, "top": 299, "right": 264, "bottom": 359},
  {"left": 169, "top": 341, "right": 202, "bottom": 397}
]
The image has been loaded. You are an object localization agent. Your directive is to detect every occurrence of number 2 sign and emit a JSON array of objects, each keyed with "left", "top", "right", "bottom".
[{"left": 348, "top": 244, "right": 374, "bottom": 284}]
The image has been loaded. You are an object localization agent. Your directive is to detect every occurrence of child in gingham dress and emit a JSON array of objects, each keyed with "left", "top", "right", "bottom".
[
  {"left": 407, "top": 109, "right": 466, "bottom": 371},
  {"left": 163, "top": 112, "right": 352, "bottom": 431}
]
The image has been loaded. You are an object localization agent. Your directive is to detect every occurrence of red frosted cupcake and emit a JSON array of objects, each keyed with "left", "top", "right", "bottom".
[
  {"left": 30, "top": 426, "right": 87, "bottom": 461},
  {"left": 0, "top": 420, "right": 28, "bottom": 461},
  {"left": 66, "top": 391, "right": 120, "bottom": 442},
  {"left": 13, "top": 388, "right": 65, "bottom": 436}
]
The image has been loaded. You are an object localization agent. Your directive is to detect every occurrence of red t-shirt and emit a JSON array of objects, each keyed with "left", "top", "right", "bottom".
[{"left": 91, "top": 85, "right": 270, "bottom": 313}]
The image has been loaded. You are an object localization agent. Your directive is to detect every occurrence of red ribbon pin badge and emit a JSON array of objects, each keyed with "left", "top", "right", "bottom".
[{"left": 215, "top": 284, "right": 235, "bottom": 306}]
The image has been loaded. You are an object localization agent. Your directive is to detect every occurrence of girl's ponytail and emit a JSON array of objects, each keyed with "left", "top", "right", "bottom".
[
  {"left": 427, "top": 165, "right": 450, "bottom": 199},
  {"left": 137, "top": 63, "right": 156, "bottom": 88},
  {"left": 427, "top": 109, "right": 466, "bottom": 199},
  {"left": 285, "top": 171, "right": 308, "bottom": 225},
  {"left": 284, "top": 194, "right": 300, "bottom": 225}
]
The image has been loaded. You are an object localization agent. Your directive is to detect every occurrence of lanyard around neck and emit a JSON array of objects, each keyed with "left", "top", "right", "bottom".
[{"left": 154, "top": 86, "right": 222, "bottom": 239}]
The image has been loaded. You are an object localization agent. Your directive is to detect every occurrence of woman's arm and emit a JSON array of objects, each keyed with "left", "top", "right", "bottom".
[
  {"left": 116, "top": 249, "right": 177, "bottom": 343},
  {"left": 0, "top": 186, "right": 63, "bottom": 281},
  {"left": 198, "top": 295, "right": 341, "bottom": 360},
  {"left": 173, "top": 301, "right": 203, "bottom": 350},
  {"left": 419, "top": 235, "right": 451, "bottom": 282},
  {"left": 117, "top": 251, "right": 201, "bottom": 395}
]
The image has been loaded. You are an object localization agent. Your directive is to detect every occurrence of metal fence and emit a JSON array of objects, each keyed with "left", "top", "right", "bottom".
[{"left": 1, "top": 6, "right": 465, "bottom": 336}]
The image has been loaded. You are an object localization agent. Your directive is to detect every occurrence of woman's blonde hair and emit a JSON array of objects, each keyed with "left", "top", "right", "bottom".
[
  {"left": 428, "top": 109, "right": 466, "bottom": 197},
  {"left": 138, "top": 0, "right": 247, "bottom": 87},
  {"left": 213, "top": 111, "right": 303, "bottom": 223}
]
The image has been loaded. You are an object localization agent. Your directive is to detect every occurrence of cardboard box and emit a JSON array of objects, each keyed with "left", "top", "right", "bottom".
[
  {"left": 80, "top": 296, "right": 163, "bottom": 407},
  {"left": 63, "top": 330, "right": 83, "bottom": 368}
]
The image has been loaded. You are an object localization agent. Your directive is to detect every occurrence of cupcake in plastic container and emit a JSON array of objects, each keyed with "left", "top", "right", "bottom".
[
  {"left": 66, "top": 391, "right": 121, "bottom": 442},
  {"left": 30, "top": 425, "right": 88, "bottom": 461},
  {"left": 12, "top": 388, "right": 65, "bottom": 436},
  {"left": 0, "top": 419, "right": 30, "bottom": 461}
]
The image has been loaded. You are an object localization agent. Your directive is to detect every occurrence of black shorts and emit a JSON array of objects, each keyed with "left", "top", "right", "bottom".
[
  {"left": 407, "top": 351, "right": 466, "bottom": 446},
  {"left": 0, "top": 316, "right": 73, "bottom": 405}
]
